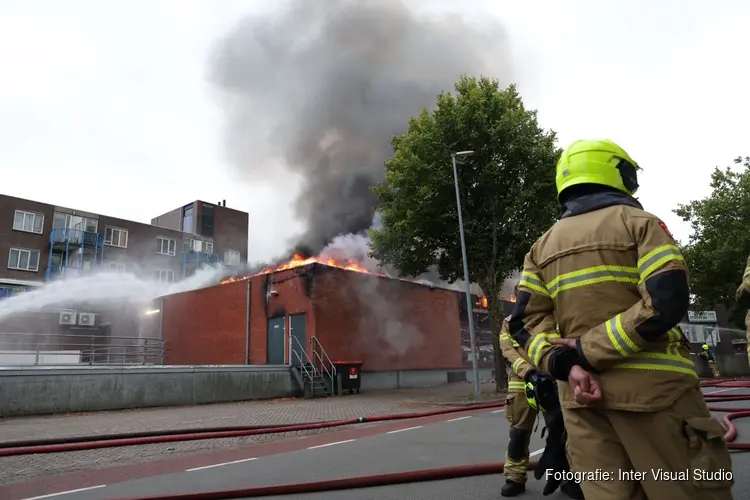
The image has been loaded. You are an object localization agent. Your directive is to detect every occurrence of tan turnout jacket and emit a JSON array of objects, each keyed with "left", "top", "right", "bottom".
[{"left": 511, "top": 202, "right": 695, "bottom": 412}]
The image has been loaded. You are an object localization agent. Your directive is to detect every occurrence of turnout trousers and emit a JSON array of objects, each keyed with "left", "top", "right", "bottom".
[
  {"left": 708, "top": 360, "right": 721, "bottom": 378},
  {"left": 563, "top": 386, "right": 734, "bottom": 499},
  {"left": 504, "top": 393, "right": 539, "bottom": 484}
]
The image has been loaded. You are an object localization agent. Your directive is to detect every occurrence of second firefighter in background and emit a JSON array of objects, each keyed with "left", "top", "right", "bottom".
[
  {"left": 735, "top": 254, "right": 750, "bottom": 364},
  {"left": 498, "top": 312, "right": 540, "bottom": 496}
]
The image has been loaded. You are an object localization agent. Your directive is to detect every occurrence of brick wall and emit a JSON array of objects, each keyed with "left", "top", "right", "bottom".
[
  {"left": 161, "top": 264, "right": 463, "bottom": 371},
  {"left": 313, "top": 266, "right": 462, "bottom": 371},
  {"left": 162, "top": 280, "right": 246, "bottom": 364}
]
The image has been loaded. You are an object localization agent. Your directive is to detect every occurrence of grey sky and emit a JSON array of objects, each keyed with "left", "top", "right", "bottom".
[{"left": 1, "top": 0, "right": 748, "bottom": 263}]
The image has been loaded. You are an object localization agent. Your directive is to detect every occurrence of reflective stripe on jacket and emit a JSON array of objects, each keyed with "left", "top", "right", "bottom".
[
  {"left": 509, "top": 191, "right": 695, "bottom": 412},
  {"left": 499, "top": 316, "right": 534, "bottom": 393}
]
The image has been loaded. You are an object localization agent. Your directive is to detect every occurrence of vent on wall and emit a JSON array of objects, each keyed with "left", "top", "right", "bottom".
[
  {"left": 78, "top": 313, "right": 96, "bottom": 326},
  {"left": 59, "top": 311, "right": 77, "bottom": 325}
]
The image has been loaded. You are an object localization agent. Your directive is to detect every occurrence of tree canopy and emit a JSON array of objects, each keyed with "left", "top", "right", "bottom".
[
  {"left": 368, "top": 75, "right": 562, "bottom": 387},
  {"left": 674, "top": 156, "right": 750, "bottom": 328}
]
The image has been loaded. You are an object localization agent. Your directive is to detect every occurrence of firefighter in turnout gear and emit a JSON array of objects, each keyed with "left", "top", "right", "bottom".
[
  {"left": 508, "top": 139, "right": 734, "bottom": 500},
  {"left": 498, "top": 284, "right": 583, "bottom": 498},
  {"left": 700, "top": 344, "right": 721, "bottom": 377},
  {"left": 734, "top": 253, "right": 750, "bottom": 364},
  {"left": 498, "top": 314, "right": 538, "bottom": 496}
]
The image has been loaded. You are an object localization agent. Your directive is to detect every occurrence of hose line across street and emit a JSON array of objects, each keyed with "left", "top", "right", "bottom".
[{"left": 6, "top": 378, "right": 750, "bottom": 500}]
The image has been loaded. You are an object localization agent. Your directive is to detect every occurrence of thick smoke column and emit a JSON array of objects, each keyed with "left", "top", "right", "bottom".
[{"left": 210, "top": 0, "right": 511, "bottom": 255}]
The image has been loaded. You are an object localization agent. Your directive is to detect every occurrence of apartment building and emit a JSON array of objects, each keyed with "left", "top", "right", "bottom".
[{"left": 0, "top": 193, "right": 249, "bottom": 298}]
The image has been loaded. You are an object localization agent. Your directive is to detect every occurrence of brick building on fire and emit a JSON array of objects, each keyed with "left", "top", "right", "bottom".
[{"left": 159, "top": 259, "right": 512, "bottom": 388}]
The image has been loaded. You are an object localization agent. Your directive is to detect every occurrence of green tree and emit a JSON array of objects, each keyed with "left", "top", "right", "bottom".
[
  {"left": 369, "top": 75, "right": 561, "bottom": 391},
  {"left": 674, "top": 156, "right": 750, "bottom": 328}
]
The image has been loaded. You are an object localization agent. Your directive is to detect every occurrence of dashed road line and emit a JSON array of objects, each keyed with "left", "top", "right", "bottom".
[
  {"left": 530, "top": 448, "right": 544, "bottom": 458},
  {"left": 22, "top": 485, "right": 106, "bottom": 500},
  {"left": 706, "top": 387, "right": 743, "bottom": 395},
  {"left": 186, "top": 457, "right": 258, "bottom": 472},
  {"left": 446, "top": 415, "right": 473, "bottom": 422},
  {"left": 307, "top": 439, "right": 355, "bottom": 450},
  {"left": 491, "top": 409, "right": 505, "bottom": 414},
  {"left": 386, "top": 425, "right": 423, "bottom": 434}
]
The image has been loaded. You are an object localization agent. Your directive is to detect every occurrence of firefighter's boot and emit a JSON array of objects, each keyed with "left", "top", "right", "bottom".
[{"left": 501, "top": 479, "right": 526, "bottom": 497}]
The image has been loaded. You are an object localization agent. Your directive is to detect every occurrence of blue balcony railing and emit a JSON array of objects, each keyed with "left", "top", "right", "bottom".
[
  {"left": 50, "top": 228, "right": 104, "bottom": 247},
  {"left": 45, "top": 264, "right": 92, "bottom": 281},
  {"left": 0, "top": 286, "right": 29, "bottom": 300}
]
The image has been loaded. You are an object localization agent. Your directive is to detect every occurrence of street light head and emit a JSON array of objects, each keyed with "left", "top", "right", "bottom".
[{"left": 454, "top": 150, "right": 475, "bottom": 157}]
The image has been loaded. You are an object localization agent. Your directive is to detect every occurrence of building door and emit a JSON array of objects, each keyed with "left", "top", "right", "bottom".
[
  {"left": 267, "top": 317, "right": 285, "bottom": 365},
  {"left": 289, "top": 313, "right": 307, "bottom": 366}
]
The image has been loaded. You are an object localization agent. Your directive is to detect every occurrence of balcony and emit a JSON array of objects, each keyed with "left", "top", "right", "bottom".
[
  {"left": 45, "top": 264, "right": 96, "bottom": 281},
  {"left": 50, "top": 228, "right": 104, "bottom": 248}
]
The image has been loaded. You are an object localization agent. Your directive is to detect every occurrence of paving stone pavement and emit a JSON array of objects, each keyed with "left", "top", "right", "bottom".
[{"left": 0, "top": 382, "right": 504, "bottom": 485}]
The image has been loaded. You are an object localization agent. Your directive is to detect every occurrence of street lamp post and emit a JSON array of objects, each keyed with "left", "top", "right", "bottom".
[{"left": 451, "top": 150, "right": 481, "bottom": 401}]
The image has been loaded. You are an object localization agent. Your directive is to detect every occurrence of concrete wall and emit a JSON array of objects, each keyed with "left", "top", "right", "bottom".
[
  {"left": 0, "top": 365, "right": 298, "bottom": 417},
  {"left": 361, "top": 367, "right": 495, "bottom": 391}
]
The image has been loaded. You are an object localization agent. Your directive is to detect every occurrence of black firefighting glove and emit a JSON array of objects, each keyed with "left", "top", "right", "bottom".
[
  {"left": 523, "top": 370, "right": 560, "bottom": 414},
  {"left": 523, "top": 371, "right": 574, "bottom": 496},
  {"left": 535, "top": 407, "right": 572, "bottom": 495}
]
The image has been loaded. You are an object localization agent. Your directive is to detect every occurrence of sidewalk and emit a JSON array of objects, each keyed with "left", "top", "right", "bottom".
[{"left": 0, "top": 382, "right": 504, "bottom": 485}]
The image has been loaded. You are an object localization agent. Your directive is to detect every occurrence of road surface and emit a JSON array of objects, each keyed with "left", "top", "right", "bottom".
[{"left": 11, "top": 386, "right": 750, "bottom": 500}]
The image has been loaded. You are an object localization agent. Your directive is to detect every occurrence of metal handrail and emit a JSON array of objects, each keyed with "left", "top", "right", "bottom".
[
  {"left": 289, "top": 334, "right": 315, "bottom": 381},
  {"left": 0, "top": 332, "right": 165, "bottom": 366},
  {"left": 311, "top": 336, "right": 336, "bottom": 380}
]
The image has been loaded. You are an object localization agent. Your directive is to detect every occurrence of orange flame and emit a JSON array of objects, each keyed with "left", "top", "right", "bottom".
[
  {"left": 506, "top": 295, "right": 517, "bottom": 303},
  {"left": 221, "top": 253, "right": 382, "bottom": 284},
  {"left": 475, "top": 296, "right": 488, "bottom": 308}
]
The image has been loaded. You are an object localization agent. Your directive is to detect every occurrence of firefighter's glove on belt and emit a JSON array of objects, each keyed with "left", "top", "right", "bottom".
[{"left": 524, "top": 370, "right": 560, "bottom": 413}]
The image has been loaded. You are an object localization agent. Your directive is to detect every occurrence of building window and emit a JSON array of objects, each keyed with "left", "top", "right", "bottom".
[
  {"left": 8, "top": 248, "right": 40, "bottom": 272},
  {"left": 13, "top": 210, "right": 44, "bottom": 234},
  {"left": 224, "top": 249, "right": 241, "bottom": 265},
  {"left": 53, "top": 213, "right": 98, "bottom": 232},
  {"left": 182, "top": 204, "right": 194, "bottom": 233},
  {"left": 104, "top": 226, "right": 128, "bottom": 248},
  {"left": 104, "top": 261, "right": 126, "bottom": 272},
  {"left": 154, "top": 269, "right": 175, "bottom": 283},
  {"left": 156, "top": 236, "right": 176, "bottom": 256},
  {"left": 183, "top": 238, "right": 213, "bottom": 254}
]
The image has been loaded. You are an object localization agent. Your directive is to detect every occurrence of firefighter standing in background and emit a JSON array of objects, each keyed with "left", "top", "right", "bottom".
[
  {"left": 734, "top": 254, "right": 750, "bottom": 364},
  {"left": 508, "top": 138, "right": 733, "bottom": 499},
  {"left": 498, "top": 312, "right": 538, "bottom": 496},
  {"left": 498, "top": 283, "right": 583, "bottom": 498},
  {"left": 700, "top": 343, "right": 721, "bottom": 377}
]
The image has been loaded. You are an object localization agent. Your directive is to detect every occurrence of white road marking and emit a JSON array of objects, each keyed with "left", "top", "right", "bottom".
[
  {"left": 530, "top": 448, "right": 544, "bottom": 458},
  {"left": 22, "top": 486, "right": 106, "bottom": 500},
  {"left": 446, "top": 416, "right": 472, "bottom": 422},
  {"left": 186, "top": 457, "right": 258, "bottom": 472},
  {"left": 386, "top": 425, "right": 423, "bottom": 434},
  {"left": 491, "top": 409, "right": 505, "bottom": 414},
  {"left": 307, "top": 439, "right": 355, "bottom": 450},
  {"left": 705, "top": 387, "right": 743, "bottom": 395}
]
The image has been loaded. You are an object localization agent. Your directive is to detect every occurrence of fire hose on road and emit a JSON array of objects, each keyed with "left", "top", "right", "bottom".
[{"left": 4, "top": 379, "right": 750, "bottom": 500}]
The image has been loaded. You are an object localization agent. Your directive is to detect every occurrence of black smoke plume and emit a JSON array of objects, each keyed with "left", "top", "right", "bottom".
[{"left": 210, "top": 0, "right": 511, "bottom": 257}]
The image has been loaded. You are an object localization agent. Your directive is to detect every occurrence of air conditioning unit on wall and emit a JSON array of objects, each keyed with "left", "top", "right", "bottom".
[
  {"left": 78, "top": 313, "right": 96, "bottom": 326},
  {"left": 59, "top": 311, "right": 77, "bottom": 325}
]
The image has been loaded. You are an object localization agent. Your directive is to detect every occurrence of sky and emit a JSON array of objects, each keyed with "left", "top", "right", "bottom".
[{"left": 1, "top": 0, "right": 749, "bottom": 264}]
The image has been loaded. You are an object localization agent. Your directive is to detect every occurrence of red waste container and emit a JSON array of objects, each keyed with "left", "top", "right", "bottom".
[{"left": 333, "top": 361, "right": 363, "bottom": 394}]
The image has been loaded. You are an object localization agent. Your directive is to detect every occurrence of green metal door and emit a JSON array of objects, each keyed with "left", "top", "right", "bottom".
[{"left": 267, "top": 317, "right": 285, "bottom": 365}]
